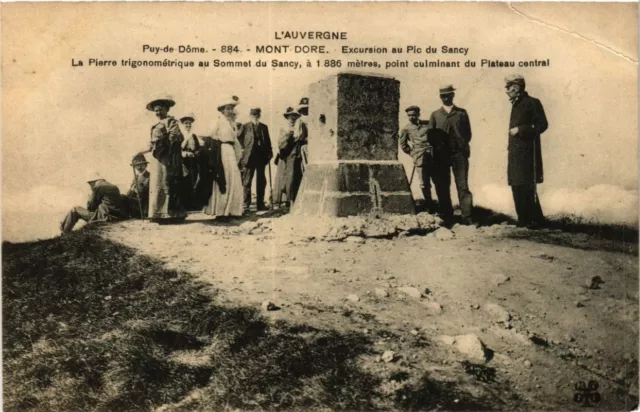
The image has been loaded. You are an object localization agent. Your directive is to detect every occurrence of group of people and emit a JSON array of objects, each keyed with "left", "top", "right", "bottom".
[
  {"left": 400, "top": 74, "right": 547, "bottom": 228},
  {"left": 60, "top": 95, "right": 311, "bottom": 233},
  {"left": 61, "top": 73, "right": 548, "bottom": 234}
]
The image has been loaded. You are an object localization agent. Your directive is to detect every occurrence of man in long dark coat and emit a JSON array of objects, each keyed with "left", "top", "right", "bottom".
[
  {"left": 429, "top": 85, "right": 474, "bottom": 224},
  {"left": 399, "top": 105, "right": 454, "bottom": 226},
  {"left": 505, "top": 74, "right": 549, "bottom": 228},
  {"left": 122, "top": 154, "right": 150, "bottom": 218},
  {"left": 238, "top": 108, "right": 273, "bottom": 211}
]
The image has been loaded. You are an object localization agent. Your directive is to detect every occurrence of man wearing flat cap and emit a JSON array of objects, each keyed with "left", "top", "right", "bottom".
[
  {"left": 238, "top": 107, "right": 273, "bottom": 211},
  {"left": 60, "top": 172, "right": 127, "bottom": 233},
  {"left": 505, "top": 74, "right": 548, "bottom": 228},
  {"left": 122, "top": 154, "right": 150, "bottom": 219},
  {"left": 428, "top": 85, "right": 474, "bottom": 224},
  {"left": 399, "top": 105, "right": 454, "bottom": 225}
]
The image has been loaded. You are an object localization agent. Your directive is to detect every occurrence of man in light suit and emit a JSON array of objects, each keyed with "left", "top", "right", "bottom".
[{"left": 239, "top": 108, "right": 273, "bottom": 211}]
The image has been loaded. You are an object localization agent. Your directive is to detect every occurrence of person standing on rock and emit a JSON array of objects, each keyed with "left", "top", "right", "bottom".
[
  {"left": 60, "top": 172, "right": 127, "bottom": 233},
  {"left": 428, "top": 85, "right": 474, "bottom": 225},
  {"left": 204, "top": 96, "right": 244, "bottom": 219},
  {"left": 400, "top": 105, "right": 454, "bottom": 226},
  {"left": 238, "top": 108, "right": 272, "bottom": 212},
  {"left": 137, "top": 96, "right": 188, "bottom": 223},
  {"left": 505, "top": 74, "right": 548, "bottom": 229}
]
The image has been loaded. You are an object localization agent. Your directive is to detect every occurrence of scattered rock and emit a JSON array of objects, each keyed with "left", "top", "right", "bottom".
[
  {"left": 529, "top": 334, "right": 549, "bottom": 347},
  {"left": 434, "top": 227, "right": 455, "bottom": 241},
  {"left": 586, "top": 276, "right": 604, "bottom": 290},
  {"left": 495, "top": 274, "right": 511, "bottom": 286},
  {"left": 381, "top": 350, "right": 396, "bottom": 363},
  {"left": 345, "top": 236, "right": 365, "bottom": 244},
  {"left": 398, "top": 286, "right": 422, "bottom": 299},
  {"left": 261, "top": 300, "right": 277, "bottom": 311},
  {"left": 523, "top": 359, "right": 532, "bottom": 368},
  {"left": 434, "top": 335, "right": 456, "bottom": 346},
  {"left": 346, "top": 294, "right": 360, "bottom": 303},
  {"left": 374, "top": 288, "right": 390, "bottom": 298},
  {"left": 484, "top": 303, "right": 511, "bottom": 324},
  {"left": 615, "top": 370, "right": 626, "bottom": 382},
  {"left": 452, "top": 224, "right": 478, "bottom": 237},
  {"left": 422, "top": 301, "right": 443, "bottom": 314},
  {"left": 454, "top": 334, "right": 489, "bottom": 362},
  {"left": 410, "top": 329, "right": 419, "bottom": 336},
  {"left": 576, "top": 300, "right": 586, "bottom": 308},
  {"left": 564, "top": 334, "right": 575, "bottom": 342}
]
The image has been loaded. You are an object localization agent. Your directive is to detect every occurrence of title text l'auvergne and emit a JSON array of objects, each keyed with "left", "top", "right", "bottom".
[{"left": 274, "top": 31, "right": 348, "bottom": 40}]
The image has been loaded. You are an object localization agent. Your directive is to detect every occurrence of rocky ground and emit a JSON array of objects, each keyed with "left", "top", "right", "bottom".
[{"left": 102, "top": 209, "right": 639, "bottom": 411}]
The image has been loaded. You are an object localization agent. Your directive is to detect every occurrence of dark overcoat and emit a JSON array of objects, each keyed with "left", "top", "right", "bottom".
[
  {"left": 508, "top": 93, "right": 548, "bottom": 186},
  {"left": 238, "top": 122, "right": 273, "bottom": 168},
  {"left": 428, "top": 106, "right": 472, "bottom": 157}
]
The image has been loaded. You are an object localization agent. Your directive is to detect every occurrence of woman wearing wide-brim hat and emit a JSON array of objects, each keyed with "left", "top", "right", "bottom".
[
  {"left": 203, "top": 95, "right": 245, "bottom": 218},
  {"left": 136, "top": 95, "right": 187, "bottom": 222},
  {"left": 273, "top": 107, "right": 307, "bottom": 208}
]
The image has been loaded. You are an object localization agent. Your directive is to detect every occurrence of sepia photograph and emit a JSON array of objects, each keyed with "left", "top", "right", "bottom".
[{"left": 2, "top": 2, "right": 638, "bottom": 411}]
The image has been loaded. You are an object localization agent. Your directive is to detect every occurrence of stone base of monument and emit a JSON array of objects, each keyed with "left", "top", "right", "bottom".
[{"left": 291, "top": 161, "right": 415, "bottom": 217}]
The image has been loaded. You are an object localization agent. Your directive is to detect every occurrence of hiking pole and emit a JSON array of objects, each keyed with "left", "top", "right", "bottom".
[
  {"left": 131, "top": 165, "right": 145, "bottom": 220},
  {"left": 268, "top": 160, "right": 274, "bottom": 210}
]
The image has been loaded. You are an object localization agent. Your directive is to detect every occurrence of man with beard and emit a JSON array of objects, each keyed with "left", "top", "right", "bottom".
[
  {"left": 505, "top": 74, "right": 548, "bottom": 229},
  {"left": 238, "top": 108, "right": 273, "bottom": 211}
]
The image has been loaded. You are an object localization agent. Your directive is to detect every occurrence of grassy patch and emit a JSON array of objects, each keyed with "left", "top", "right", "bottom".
[{"left": 3, "top": 227, "right": 497, "bottom": 411}]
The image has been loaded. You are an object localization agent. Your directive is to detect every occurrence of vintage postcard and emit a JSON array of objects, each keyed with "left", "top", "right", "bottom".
[{"left": 2, "top": 2, "right": 638, "bottom": 411}]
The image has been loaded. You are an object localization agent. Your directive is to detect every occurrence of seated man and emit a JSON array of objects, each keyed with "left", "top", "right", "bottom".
[
  {"left": 60, "top": 171, "right": 127, "bottom": 233},
  {"left": 123, "top": 154, "right": 150, "bottom": 218}
]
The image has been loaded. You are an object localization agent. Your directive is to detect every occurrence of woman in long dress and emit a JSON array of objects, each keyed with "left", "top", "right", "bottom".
[
  {"left": 204, "top": 96, "right": 244, "bottom": 218},
  {"left": 137, "top": 96, "right": 187, "bottom": 222}
]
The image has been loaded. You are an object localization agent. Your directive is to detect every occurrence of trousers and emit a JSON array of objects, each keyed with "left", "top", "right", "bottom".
[
  {"left": 511, "top": 184, "right": 544, "bottom": 225},
  {"left": 451, "top": 153, "right": 473, "bottom": 218},
  {"left": 416, "top": 153, "right": 453, "bottom": 222},
  {"left": 60, "top": 207, "right": 95, "bottom": 233},
  {"left": 242, "top": 163, "right": 267, "bottom": 208}
]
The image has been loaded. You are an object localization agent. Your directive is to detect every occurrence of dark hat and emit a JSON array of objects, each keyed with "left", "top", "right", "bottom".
[
  {"left": 439, "top": 85, "right": 456, "bottom": 95},
  {"left": 146, "top": 95, "right": 175, "bottom": 111},
  {"left": 131, "top": 153, "right": 149, "bottom": 166},
  {"left": 283, "top": 107, "right": 300, "bottom": 119},
  {"left": 297, "top": 97, "right": 309, "bottom": 111},
  {"left": 505, "top": 74, "right": 526, "bottom": 88},
  {"left": 250, "top": 107, "right": 262, "bottom": 116},
  {"left": 180, "top": 112, "right": 195, "bottom": 123},
  {"left": 405, "top": 105, "right": 421, "bottom": 113}
]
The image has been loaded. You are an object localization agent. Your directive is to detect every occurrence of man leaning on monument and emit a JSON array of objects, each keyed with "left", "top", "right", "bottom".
[
  {"left": 60, "top": 172, "right": 127, "bottom": 234},
  {"left": 399, "top": 105, "right": 454, "bottom": 226},
  {"left": 428, "top": 85, "right": 474, "bottom": 224}
]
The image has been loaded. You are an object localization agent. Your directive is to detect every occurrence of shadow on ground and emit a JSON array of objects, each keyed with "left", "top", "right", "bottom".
[{"left": 3, "top": 227, "right": 499, "bottom": 411}]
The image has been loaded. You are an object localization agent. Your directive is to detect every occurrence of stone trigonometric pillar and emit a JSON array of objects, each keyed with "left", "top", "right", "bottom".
[{"left": 292, "top": 72, "right": 415, "bottom": 217}]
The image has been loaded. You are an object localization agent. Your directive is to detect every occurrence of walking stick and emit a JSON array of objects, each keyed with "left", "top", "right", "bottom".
[
  {"left": 408, "top": 164, "right": 417, "bottom": 186},
  {"left": 268, "top": 161, "right": 274, "bottom": 210},
  {"left": 131, "top": 165, "right": 145, "bottom": 220}
]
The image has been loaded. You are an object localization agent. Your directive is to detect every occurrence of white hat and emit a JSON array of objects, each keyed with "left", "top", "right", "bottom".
[
  {"left": 146, "top": 95, "right": 176, "bottom": 111},
  {"left": 217, "top": 95, "right": 240, "bottom": 112},
  {"left": 86, "top": 171, "right": 104, "bottom": 183}
]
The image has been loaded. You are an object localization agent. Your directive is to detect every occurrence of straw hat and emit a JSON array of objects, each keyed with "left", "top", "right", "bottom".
[
  {"left": 283, "top": 107, "right": 300, "bottom": 119},
  {"left": 146, "top": 95, "right": 176, "bottom": 111},
  {"left": 130, "top": 154, "right": 149, "bottom": 167},
  {"left": 180, "top": 112, "right": 196, "bottom": 123},
  {"left": 86, "top": 171, "right": 104, "bottom": 183},
  {"left": 217, "top": 95, "right": 240, "bottom": 112}
]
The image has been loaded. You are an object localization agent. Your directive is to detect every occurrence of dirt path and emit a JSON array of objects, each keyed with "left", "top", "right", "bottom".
[{"left": 103, "top": 214, "right": 639, "bottom": 410}]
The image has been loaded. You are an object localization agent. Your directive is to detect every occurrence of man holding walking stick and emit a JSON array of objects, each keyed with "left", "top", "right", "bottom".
[
  {"left": 400, "top": 105, "right": 454, "bottom": 226},
  {"left": 505, "top": 74, "right": 548, "bottom": 229},
  {"left": 123, "top": 154, "right": 150, "bottom": 219},
  {"left": 238, "top": 107, "right": 273, "bottom": 212}
]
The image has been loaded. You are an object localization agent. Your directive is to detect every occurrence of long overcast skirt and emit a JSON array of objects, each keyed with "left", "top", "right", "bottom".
[
  {"left": 205, "top": 143, "right": 244, "bottom": 217},
  {"left": 148, "top": 156, "right": 187, "bottom": 221}
]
